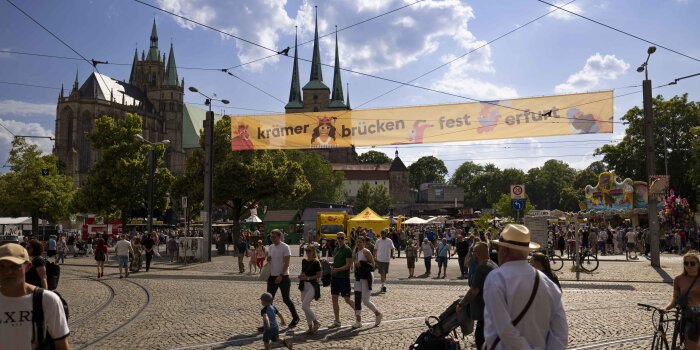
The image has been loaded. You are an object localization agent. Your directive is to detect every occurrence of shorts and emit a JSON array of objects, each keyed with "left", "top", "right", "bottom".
[
  {"left": 331, "top": 276, "right": 351, "bottom": 297},
  {"left": 377, "top": 261, "right": 390, "bottom": 275},
  {"left": 262, "top": 327, "right": 279, "bottom": 343},
  {"left": 627, "top": 243, "right": 636, "bottom": 249},
  {"left": 407, "top": 258, "right": 415, "bottom": 269},
  {"left": 436, "top": 256, "right": 448, "bottom": 267},
  {"left": 117, "top": 255, "right": 129, "bottom": 268}
]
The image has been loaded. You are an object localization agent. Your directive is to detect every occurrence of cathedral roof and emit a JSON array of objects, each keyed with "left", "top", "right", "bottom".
[
  {"left": 78, "top": 72, "right": 145, "bottom": 107},
  {"left": 182, "top": 104, "right": 224, "bottom": 149},
  {"left": 389, "top": 154, "right": 408, "bottom": 172}
]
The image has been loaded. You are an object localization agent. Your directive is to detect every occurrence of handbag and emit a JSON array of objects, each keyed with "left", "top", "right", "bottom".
[
  {"left": 490, "top": 269, "right": 540, "bottom": 350},
  {"left": 259, "top": 263, "right": 271, "bottom": 281}
]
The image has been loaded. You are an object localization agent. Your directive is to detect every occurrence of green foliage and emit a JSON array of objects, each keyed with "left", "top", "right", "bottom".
[
  {"left": 526, "top": 160, "right": 576, "bottom": 210},
  {"left": 266, "top": 150, "right": 345, "bottom": 210},
  {"left": 595, "top": 94, "right": 700, "bottom": 205},
  {"left": 0, "top": 138, "right": 74, "bottom": 232},
  {"left": 408, "top": 156, "right": 448, "bottom": 189},
  {"left": 358, "top": 150, "right": 392, "bottom": 164},
  {"left": 558, "top": 186, "right": 582, "bottom": 212},
  {"left": 73, "top": 113, "right": 174, "bottom": 226},
  {"left": 353, "top": 182, "right": 392, "bottom": 215},
  {"left": 690, "top": 127, "right": 700, "bottom": 198},
  {"left": 176, "top": 116, "right": 311, "bottom": 243},
  {"left": 492, "top": 193, "right": 533, "bottom": 218},
  {"left": 450, "top": 162, "right": 525, "bottom": 209}
]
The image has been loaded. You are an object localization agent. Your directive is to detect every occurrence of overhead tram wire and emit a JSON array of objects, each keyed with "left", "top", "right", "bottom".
[
  {"left": 536, "top": 0, "right": 700, "bottom": 64},
  {"left": 5, "top": 0, "right": 113, "bottom": 93},
  {"left": 402, "top": 153, "right": 601, "bottom": 163},
  {"left": 0, "top": 81, "right": 60, "bottom": 90},
  {"left": 354, "top": 0, "right": 578, "bottom": 110}
]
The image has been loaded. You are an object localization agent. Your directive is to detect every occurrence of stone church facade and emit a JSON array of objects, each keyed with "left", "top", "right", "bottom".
[{"left": 54, "top": 20, "right": 185, "bottom": 187}]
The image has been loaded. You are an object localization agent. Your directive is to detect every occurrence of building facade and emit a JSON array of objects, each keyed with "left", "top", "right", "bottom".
[{"left": 54, "top": 20, "right": 185, "bottom": 187}]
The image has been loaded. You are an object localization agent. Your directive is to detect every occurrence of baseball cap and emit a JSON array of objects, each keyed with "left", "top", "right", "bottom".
[
  {"left": 260, "top": 292, "right": 273, "bottom": 303},
  {"left": 0, "top": 243, "right": 30, "bottom": 265}
]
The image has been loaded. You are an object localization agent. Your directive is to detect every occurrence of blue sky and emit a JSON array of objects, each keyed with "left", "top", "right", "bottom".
[{"left": 1, "top": 0, "right": 699, "bottom": 176}]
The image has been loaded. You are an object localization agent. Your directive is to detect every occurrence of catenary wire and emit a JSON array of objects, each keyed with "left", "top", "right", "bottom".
[
  {"left": 0, "top": 81, "right": 61, "bottom": 90},
  {"left": 536, "top": 0, "right": 700, "bottom": 64}
]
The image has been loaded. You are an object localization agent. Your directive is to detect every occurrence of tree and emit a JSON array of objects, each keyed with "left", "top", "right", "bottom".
[
  {"left": 358, "top": 150, "right": 392, "bottom": 164},
  {"left": 449, "top": 161, "right": 483, "bottom": 206},
  {"left": 691, "top": 127, "right": 700, "bottom": 199},
  {"left": 408, "top": 156, "right": 448, "bottom": 190},
  {"left": 596, "top": 94, "right": 700, "bottom": 205},
  {"left": 559, "top": 186, "right": 582, "bottom": 212},
  {"left": 176, "top": 116, "right": 311, "bottom": 248},
  {"left": 0, "top": 138, "right": 74, "bottom": 234},
  {"left": 73, "top": 113, "right": 174, "bottom": 232},
  {"left": 525, "top": 160, "right": 576, "bottom": 210},
  {"left": 265, "top": 150, "right": 345, "bottom": 210},
  {"left": 573, "top": 161, "right": 606, "bottom": 190},
  {"left": 353, "top": 182, "right": 391, "bottom": 215},
  {"left": 493, "top": 193, "right": 533, "bottom": 219}
]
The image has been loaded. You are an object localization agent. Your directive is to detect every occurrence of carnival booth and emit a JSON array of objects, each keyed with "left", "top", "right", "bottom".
[{"left": 348, "top": 207, "right": 390, "bottom": 234}]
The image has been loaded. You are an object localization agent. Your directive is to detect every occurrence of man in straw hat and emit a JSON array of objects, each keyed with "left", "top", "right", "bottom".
[
  {"left": 483, "top": 224, "right": 567, "bottom": 350},
  {"left": 0, "top": 243, "right": 71, "bottom": 350}
]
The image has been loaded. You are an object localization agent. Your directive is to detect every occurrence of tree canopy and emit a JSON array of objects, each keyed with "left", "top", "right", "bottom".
[
  {"left": 0, "top": 138, "right": 74, "bottom": 234},
  {"left": 596, "top": 93, "right": 700, "bottom": 205},
  {"left": 73, "top": 113, "right": 174, "bottom": 231},
  {"left": 408, "top": 156, "right": 448, "bottom": 190},
  {"left": 353, "top": 182, "right": 392, "bottom": 215},
  {"left": 358, "top": 150, "right": 392, "bottom": 164}
]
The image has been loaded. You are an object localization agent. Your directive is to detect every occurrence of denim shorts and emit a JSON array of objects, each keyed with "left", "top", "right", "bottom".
[
  {"left": 117, "top": 255, "right": 129, "bottom": 268},
  {"left": 262, "top": 326, "right": 279, "bottom": 343}
]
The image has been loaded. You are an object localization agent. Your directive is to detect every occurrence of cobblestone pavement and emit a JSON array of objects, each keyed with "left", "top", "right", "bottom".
[{"left": 55, "top": 249, "right": 686, "bottom": 349}]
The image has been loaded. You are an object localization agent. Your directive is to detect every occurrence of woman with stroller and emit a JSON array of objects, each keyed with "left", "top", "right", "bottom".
[{"left": 352, "top": 236, "right": 382, "bottom": 329}]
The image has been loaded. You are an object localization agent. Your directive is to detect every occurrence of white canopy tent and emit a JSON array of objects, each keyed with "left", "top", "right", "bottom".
[
  {"left": 244, "top": 215, "right": 263, "bottom": 223},
  {"left": 403, "top": 217, "right": 429, "bottom": 225}
]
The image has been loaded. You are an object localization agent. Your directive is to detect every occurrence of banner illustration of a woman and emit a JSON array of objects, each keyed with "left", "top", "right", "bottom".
[{"left": 311, "top": 116, "right": 337, "bottom": 148}]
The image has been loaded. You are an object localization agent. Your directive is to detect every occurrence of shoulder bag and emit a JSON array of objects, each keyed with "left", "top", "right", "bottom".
[
  {"left": 490, "top": 269, "right": 540, "bottom": 350},
  {"left": 259, "top": 263, "right": 271, "bottom": 281}
]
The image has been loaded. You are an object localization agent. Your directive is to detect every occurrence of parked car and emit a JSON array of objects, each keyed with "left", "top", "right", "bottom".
[{"left": 0, "top": 235, "right": 21, "bottom": 246}]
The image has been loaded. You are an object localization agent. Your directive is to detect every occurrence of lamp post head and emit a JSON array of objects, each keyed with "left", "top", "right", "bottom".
[
  {"left": 134, "top": 134, "right": 146, "bottom": 142},
  {"left": 160, "top": 140, "right": 171, "bottom": 146},
  {"left": 188, "top": 86, "right": 199, "bottom": 93},
  {"left": 637, "top": 65, "right": 645, "bottom": 73},
  {"left": 221, "top": 99, "right": 230, "bottom": 105},
  {"left": 647, "top": 46, "right": 656, "bottom": 55}
]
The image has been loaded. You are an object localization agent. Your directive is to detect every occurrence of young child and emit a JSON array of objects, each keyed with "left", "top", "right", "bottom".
[
  {"left": 260, "top": 292, "right": 293, "bottom": 349},
  {"left": 248, "top": 245, "right": 257, "bottom": 275}
]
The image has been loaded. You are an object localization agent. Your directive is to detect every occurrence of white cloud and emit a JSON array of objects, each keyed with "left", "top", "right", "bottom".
[
  {"left": 548, "top": 0, "right": 584, "bottom": 21},
  {"left": 0, "top": 100, "right": 55, "bottom": 117},
  {"left": 0, "top": 119, "right": 55, "bottom": 170},
  {"left": 431, "top": 57, "right": 518, "bottom": 100},
  {"left": 555, "top": 53, "right": 629, "bottom": 94}
]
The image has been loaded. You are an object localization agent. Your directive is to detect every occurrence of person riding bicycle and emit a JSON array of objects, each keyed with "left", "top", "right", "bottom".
[{"left": 666, "top": 252, "right": 700, "bottom": 349}]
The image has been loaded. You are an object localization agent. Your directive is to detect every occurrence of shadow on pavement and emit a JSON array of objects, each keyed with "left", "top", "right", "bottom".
[{"left": 652, "top": 266, "right": 674, "bottom": 283}]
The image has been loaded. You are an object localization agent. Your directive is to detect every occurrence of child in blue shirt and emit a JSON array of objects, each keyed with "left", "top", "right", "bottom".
[{"left": 260, "top": 292, "right": 293, "bottom": 349}]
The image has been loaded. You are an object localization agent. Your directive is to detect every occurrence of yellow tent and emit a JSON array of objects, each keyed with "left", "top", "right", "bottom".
[{"left": 348, "top": 207, "right": 390, "bottom": 235}]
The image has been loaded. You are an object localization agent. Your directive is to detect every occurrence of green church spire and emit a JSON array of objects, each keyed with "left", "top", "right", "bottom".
[
  {"left": 129, "top": 48, "right": 138, "bottom": 84},
  {"left": 303, "top": 6, "right": 328, "bottom": 91},
  {"left": 148, "top": 19, "right": 159, "bottom": 61},
  {"left": 164, "top": 43, "right": 179, "bottom": 86},
  {"left": 285, "top": 27, "right": 303, "bottom": 109},
  {"left": 329, "top": 26, "right": 346, "bottom": 108}
]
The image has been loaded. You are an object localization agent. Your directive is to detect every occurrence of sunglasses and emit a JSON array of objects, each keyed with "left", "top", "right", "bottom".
[
  {"left": 305, "top": 248, "right": 315, "bottom": 252},
  {"left": 685, "top": 261, "right": 697, "bottom": 267},
  {"left": 336, "top": 237, "right": 345, "bottom": 240}
]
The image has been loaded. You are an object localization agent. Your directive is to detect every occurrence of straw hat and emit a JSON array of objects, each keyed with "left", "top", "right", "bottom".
[{"left": 492, "top": 224, "right": 540, "bottom": 251}]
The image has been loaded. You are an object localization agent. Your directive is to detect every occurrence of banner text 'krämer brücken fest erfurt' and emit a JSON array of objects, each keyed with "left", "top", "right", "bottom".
[{"left": 229, "top": 90, "right": 613, "bottom": 151}]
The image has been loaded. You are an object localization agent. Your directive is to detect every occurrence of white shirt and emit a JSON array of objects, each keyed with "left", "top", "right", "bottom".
[
  {"left": 375, "top": 238, "right": 394, "bottom": 262},
  {"left": 484, "top": 260, "right": 568, "bottom": 350},
  {"left": 0, "top": 289, "right": 70, "bottom": 350},
  {"left": 268, "top": 242, "right": 291, "bottom": 276},
  {"left": 115, "top": 240, "right": 132, "bottom": 256},
  {"left": 626, "top": 231, "right": 636, "bottom": 243}
]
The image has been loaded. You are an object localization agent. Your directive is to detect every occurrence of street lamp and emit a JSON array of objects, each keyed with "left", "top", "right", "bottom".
[
  {"left": 637, "top": 46, "right": 661, "bottom": 268},
  {"left": 188, "top": 86, "right": 229, "bottom": 262},
  {"left": 134, "top": 134, "right": 170, "bottom": 239}
]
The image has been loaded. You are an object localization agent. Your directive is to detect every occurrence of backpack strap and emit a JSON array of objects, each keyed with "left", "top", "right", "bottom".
[
  {"left": 32, "top": 287, "right": 46, "bottom": 346},
  {"left": 490, "top": 269, "right": 540, "bottom": 350}
]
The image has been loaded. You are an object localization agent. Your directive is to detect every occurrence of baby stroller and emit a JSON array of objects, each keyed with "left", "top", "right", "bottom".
[
  {"left": 75, "top": 241, "right": 87, "bottom": 256},
  {"left": 410, "top": 299, "right": 472, "bottom": 350}
]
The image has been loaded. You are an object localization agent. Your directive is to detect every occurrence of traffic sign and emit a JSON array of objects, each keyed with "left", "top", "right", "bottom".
[
  {"left": 182, "top": 196, "right": 188, "bottom": 208},
  {"left": 510, "top": 184, "right": 525, "bottom": 199},
  {"left": 512, "top": 199, "right": 525, "bottom": 211}
]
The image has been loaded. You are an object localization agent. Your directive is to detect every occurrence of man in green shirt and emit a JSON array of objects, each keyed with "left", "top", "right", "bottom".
[{"left": 329, "top": 232, "right": 354, "bottom": 328}]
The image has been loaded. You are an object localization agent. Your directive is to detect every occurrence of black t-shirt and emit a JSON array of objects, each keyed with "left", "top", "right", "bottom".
[
  {"left": 301, "top": 259, "right": 321, "bottom": 279},
  {"left": 142, "top": 236, "right": 155, "bottom": 250},
  {"left": 470, "top": 259, "right": 498, "bottom": 321},
  {"left": 25, "top": 256, "right": 46, "bottom": 288},
  {"left": 455, "top": 240, "right": 469, "bottom": 256}
]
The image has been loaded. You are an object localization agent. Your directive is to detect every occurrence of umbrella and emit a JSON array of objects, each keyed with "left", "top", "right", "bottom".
[
  {"left": 244, "top": 215, "right": 262, "bottom": 223},
  {"left": 404, "top": 217, "right": 428, "bottom": 224}
]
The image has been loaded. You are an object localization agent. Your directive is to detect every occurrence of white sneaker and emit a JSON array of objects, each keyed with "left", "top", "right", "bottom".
[
  {"left": 375, "top": 313, "right": 383, "bottom": 327},
  {"left": 352, "top": 321, "right": 362, "bottom": 329},
  {"left": 328, "top": 320, "right": 341, "bottom": 329}
]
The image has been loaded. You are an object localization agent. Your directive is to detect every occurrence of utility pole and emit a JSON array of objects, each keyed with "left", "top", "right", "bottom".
[{"left": 638, "top": 46, "right": 660, "bottom": 267}]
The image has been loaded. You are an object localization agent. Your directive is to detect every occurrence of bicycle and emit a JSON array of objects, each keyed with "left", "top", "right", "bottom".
[
  {"left": 570, "top": 248, "right": 599, "bottom": 273},
  {"left": 543, "top": 242, "right": 564, "bottom": 272},
  {"left": 637, "top": 303, "right": 685, "bottom": 350}
]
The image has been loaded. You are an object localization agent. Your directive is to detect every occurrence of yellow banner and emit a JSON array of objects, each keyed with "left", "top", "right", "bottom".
[{"left": 230, "top": 91, "right": 613, "bottom": 150}]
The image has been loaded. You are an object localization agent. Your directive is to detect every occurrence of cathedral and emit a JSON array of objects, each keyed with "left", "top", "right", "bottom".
[{"left": 54, "top": 20, "right": 185, "bottom": 187}]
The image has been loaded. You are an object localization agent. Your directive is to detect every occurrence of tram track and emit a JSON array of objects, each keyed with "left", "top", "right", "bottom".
[{"left": 61, "top": 270, "right": 116, "bottom": 327}]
